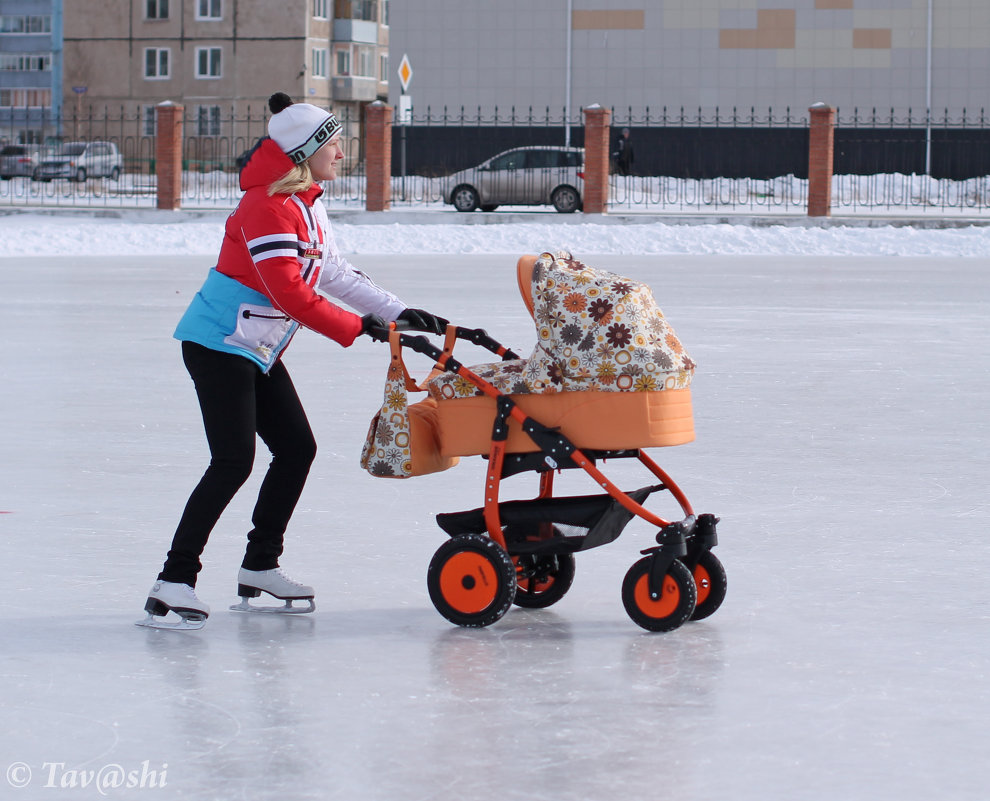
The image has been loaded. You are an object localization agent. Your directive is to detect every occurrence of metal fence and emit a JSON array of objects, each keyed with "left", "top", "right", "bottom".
[{"left": 2, "top": 105, "right": 990, "bottom": 214}]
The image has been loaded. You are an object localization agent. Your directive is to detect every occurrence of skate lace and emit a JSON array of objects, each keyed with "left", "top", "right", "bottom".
[
  {"left": 273, "top": 567, "right": 307, "bottom": 588},
  {"left": 180, "top": 583, "right": 203, "bottom": 601}
]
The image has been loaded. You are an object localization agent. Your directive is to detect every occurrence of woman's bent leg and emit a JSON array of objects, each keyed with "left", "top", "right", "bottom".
[
  {"left": 241, "top": 360, "right": 317, "bottom": 572},
  {"left": 158, "top": 343, "right": 259, "bottom": 586}
]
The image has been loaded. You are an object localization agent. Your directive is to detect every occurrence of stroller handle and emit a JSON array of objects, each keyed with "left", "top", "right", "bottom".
[{"left": 377, "top": 324, "right": 519, "bottom": 366}]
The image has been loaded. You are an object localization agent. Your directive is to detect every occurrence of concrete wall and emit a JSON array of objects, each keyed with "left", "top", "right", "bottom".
[{"left": 387, "top": 0, "right": 990, "bottom": 120}]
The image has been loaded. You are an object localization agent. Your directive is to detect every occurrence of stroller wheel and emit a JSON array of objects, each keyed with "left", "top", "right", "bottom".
[
  {"left": 512, "top": 553, "right": 576, "bottom": 609},
  {"left": 621, "top": 557, "right": 696, "bottom": 633},
  {"left": 690, "top": 550, "right": 727, "bottom": 621},
  {"left": 427, "top": 534, "right": 516, "bottom": 627}
]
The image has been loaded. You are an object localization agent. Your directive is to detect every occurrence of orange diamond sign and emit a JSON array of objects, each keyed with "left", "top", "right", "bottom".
[{"left": 398, "top": 54, "right": 413, "bottom": 92}]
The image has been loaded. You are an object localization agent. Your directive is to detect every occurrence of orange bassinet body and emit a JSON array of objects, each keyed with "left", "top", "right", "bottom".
[
  {"left": 429, "top": 386, "right": 694, "bottom": 457},
  {"left": 426, "top": 252, "right": 696, "bottom": 458}
]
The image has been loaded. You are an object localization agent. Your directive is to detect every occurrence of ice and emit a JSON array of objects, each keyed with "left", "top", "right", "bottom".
[{"left": 1, "top": 225, "right": 989, "bottom": 800}]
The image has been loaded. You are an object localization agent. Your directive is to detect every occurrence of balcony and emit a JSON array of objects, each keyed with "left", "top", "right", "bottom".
[
  {"left": 331, "top": 75, "right": 378, "bottom": 102},
  {"left": 333, "top": 18, "right": 377, "bottom": 44}
]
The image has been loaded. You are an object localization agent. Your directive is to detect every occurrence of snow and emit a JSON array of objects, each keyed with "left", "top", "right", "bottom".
[
  {"left": 1, "top": 209, "right": 989, "bottom": 800},
  {"left": 3, "top": 207, "right": 990, "bottom": 257}
]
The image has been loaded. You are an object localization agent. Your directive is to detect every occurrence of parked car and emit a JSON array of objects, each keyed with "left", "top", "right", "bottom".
[
  {"left": 34, "top": 141, "right": 122, "bottom": 182},
  {"left": 442, "top": 146, "right": 584, "bottom": 213},
  {"left": 0, "top": 144, "right": 41, "bottom": 179}
]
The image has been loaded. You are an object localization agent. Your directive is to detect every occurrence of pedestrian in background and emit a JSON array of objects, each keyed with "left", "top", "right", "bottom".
[{"left": 613, "top": 127, "right": 634, "bottom": 176}]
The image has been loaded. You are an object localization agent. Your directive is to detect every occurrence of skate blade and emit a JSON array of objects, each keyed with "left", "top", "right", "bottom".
[
  {"left": 135, "top": 612, "right": 207, "bottom": 631},
  {"left": 229, "top": 598, "right": 315, "bottom": 614}
]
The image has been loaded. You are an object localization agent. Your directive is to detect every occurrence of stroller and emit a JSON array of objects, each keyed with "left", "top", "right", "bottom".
[{"left": 362, "top": 251, "right": 725, "bottom": 632}]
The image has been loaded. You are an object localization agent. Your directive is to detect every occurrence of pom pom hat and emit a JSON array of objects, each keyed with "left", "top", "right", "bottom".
[{"left": 267, "top": 92, "right": 342, "bottom": 165}]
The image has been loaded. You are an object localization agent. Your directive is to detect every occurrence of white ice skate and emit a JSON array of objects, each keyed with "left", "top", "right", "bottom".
[
  {"left": 136, "top": 581, "right": 210, "bottom": 631},
  {"left": 229, "top": 567, "right": 315, "bottom": 614}
]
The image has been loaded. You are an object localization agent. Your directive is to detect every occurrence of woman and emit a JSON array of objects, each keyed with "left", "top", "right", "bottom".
[{"left": 140, "top": 93, "right": 445, "bottom": 630}]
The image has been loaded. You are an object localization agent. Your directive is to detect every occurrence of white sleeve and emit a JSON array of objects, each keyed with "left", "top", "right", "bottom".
[{"left": 315, "top": 209, "right": 407, "bottom": 320}]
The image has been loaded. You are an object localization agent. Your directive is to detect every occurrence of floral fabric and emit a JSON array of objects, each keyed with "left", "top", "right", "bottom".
[
  {"left": 360, "top": 355, "right": 415, "bottom": 477},
  {"left": 429, "top": 251, "right": 695, "bottom": 400}
]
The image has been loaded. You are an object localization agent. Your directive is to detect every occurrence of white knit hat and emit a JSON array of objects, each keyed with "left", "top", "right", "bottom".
[{"left": 267, "top": 92, "right": 342, "bottom": 165}]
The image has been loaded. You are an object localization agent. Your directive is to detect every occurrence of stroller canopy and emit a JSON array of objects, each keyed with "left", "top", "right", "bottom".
[{"left": 517, "top": 251, "right": 695, "bottom": 394}]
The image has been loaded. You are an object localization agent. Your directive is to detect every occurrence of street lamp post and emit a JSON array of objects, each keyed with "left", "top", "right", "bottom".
[
  {"left": 565, "top": 0, "right": 573, "bottom": 147},
  {"left": 925, "top": 0, "right": 933, "bottom": 175}
]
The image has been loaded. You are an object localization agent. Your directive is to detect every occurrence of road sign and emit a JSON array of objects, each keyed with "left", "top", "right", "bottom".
[
  {"left": 72, "top": 86, "right": 87, "bottom": 94},
  {"left": 398, "top": 54, "right": 413, "bottom": 93},
  {"left": 398, "top": 94, "right": 412, "bottom": 125}
]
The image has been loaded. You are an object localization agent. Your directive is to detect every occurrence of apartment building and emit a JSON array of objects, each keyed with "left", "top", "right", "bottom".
[
  {"left": 60, "top": 0, "right": 388, "bottom": 160},
  {"left": 0, "top": 0, "right": 62, "bottom": 144}
]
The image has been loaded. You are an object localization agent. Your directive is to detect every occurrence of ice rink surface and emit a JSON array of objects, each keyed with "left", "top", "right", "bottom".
[{"left": 2, "top": 251, "right": 988, "bottom": 800}]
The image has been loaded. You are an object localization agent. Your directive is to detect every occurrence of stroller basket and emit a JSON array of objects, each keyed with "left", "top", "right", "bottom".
[{"left": 437, "top": 485, "right": 661, "bottom": 555}]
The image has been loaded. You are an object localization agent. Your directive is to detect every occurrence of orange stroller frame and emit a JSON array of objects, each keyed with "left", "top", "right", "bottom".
[{"left": 376, "top": 321, "right": 726, "bottom": 633}]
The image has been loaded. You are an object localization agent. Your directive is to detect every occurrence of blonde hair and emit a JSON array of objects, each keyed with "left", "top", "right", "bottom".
[{"left": 268, "top": 161, "right": 314, "bottom": 196}]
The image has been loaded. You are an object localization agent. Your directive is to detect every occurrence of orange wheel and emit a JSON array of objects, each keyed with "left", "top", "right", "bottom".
[
  {"left": 427, "top": 534, "right": 516, "bottom": 627},
  {"left": 621, "top": 557, "right": 696, "bottom": 632},
  {"left": 690, "top": 550, "right": 727, "bottom": 621},
  {"left": 512, "top": 553, "right": 575, "bottom": 609},
  {"left": 439, "top": 551, "right": 499, "bottom": 614}
]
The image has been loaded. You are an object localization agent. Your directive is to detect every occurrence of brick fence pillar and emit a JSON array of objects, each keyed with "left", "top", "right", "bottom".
[
  {"left": 365, "top": 101, "right": 392, "bottom": 212},
  {"left": 155, "top": 101, "right": 183, "bottom": 211},
  {"left": 582, "top": 104, "right": 611, "bottom": 214},
  {"left": 807, "top": 102, "right": 835, "bottom": 218}
]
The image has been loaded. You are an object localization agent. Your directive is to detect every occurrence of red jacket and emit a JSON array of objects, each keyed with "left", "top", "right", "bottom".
[
  {"left": 216, "top": 138, "right": 399, "bottom": 347},
  {"left": 175, "top": 138, "right": 404, "bottom": 370}
]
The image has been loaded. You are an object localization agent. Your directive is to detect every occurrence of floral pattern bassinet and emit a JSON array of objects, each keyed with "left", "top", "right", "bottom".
[{"left": 428, "top": 250, "right": 696, "bottom": 401}]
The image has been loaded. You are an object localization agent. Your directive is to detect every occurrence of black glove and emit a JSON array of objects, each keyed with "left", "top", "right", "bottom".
[
  {"left": 397, "top": 308, "right": 449, "bottom": 336},
  {"left": 360, "top": 313, "right": 388, "bottom": 342}
]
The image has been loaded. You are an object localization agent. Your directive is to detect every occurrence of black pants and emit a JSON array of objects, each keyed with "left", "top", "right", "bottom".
[{"left": 158, "top": 342, "right": 317, "bottom": 587}]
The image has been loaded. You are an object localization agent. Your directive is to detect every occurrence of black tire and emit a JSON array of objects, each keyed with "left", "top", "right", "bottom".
[
  {"left": 451, "top": 185, "right": 480, "bottom": 212},
  {"left": 512, "top": 552, "right": 576, "bottom": 609},
  {"left": 109, "top": 166, "right": 120, "bottom": 181},
  {"left": 551, "top": 185, "right": 581, "bottom": 213},
  {"left": 74, "top": 168, "right": 87, "bottom": 183},
  {"left": 689, "top": 550, "right": 727, "bottom": 621},
  {"left": 427, "top": 533, "right": 516, "bottom": 627},
  {"left": 621, "top": 557, "right": 696, "bottom": 632}
]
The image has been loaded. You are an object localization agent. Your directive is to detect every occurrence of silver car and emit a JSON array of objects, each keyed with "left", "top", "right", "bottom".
[
  {"left": 442, "top": 146, "right": 584, "bottom": 213},
  {"left": 0, "top": 145, "right": 41, "bottom": 179},
  {"left": 34, "top": 141, "right": 122, "bottom": 182}
]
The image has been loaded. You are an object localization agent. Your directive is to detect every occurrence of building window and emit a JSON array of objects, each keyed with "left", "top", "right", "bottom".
[
  {"left": 146, "top": 0, "right": 169, "bottom": 20},
  {"left": 0, "top": 15, "right": 52, "bottom": 33},
  {"left": 313, "top": 0, "right": 328, "bottom": 19},
  {"left": 334, "top": 0, "right": 377, "bottom": 22},
  {"left": 142, "top": 105, "right": 157, "bottom": 136},
  {"left": 195, "top": 47, "right": 222, "bottom": 78},
  {"left": 356, "top": 45, "right": 374, "bottom": 77},
  {"left": 196, "top": 0, "right": 221, "bottom": 20},
  {"left": 312, "top": 48, "right": 329, "bottom": 78},
  {"left": 144, "top": 48, "right": 171, "bottom": 79},
  {"left": 335, "top": 44, "right": 375, "bottom": 77},
  {"left": 196, "top": 105, "right": 221, "bottom": 137},
  {"left": 381, "top": 0, "right": 388, "bottom": 26},
  {"left": 0, "top": 53, "right": 52, "bottom": 71},
  {"left": 0, "top": 88, "right": 51, "bottom": 107},
  {"left": 379, "top": 53, "right": 388, "bottom": 83},
  {"left": 335, "top": 46, "right": 350, "bottom": 76}
]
